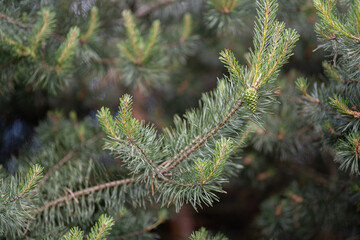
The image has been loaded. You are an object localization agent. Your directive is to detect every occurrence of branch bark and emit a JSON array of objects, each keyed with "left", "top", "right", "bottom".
[
  {"left": 161, "top": 100, "right": 244, "bottom": 173},
  {"left": 34, "top": 177, "right": 135, "bottom": 215}
]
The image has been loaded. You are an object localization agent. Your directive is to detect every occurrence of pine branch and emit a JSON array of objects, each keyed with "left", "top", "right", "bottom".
[
  {"left": 0, "top": 30, "right": 28, "bottom": 56},
  {"left": 323, "top": 61, "right": 360, "bottom": 83},
  {"left": 98, "top": 0, "right": 298, "bottom": 210},
  {"left": 0, "top": 12, "right": 31, "bottom": 29},
  {"left": 99, "top": 96, "right": 199, "bottom": 188},
  {"left": 180, "top": 13, "right": 192, "bottom": 43},
  {"left": 251, "top": 0, "right": 273, "bottom": 86},
  {"left": 189, "top": 227, "right": 229, "bottom": 240},
  {"left": 165, "top": 14, "right": 194, "bottom": 49},
  {"left": 122, "top": 10, "right": 141, "bottom": 60},
  {"left": 62, "top": 227, "right": 84, "bottom": 240},
  {"left": 55, "top": 27, "right": 79, "bottom": 73},
  {"left": 33, "top": 178, "right": 135, "bottom": 215},
  {"left": 62, "top": 215, "right": 114, "bottom": 240},
  {"left": 31, "top": 8, "right": 55, "bottom": 54},
  {"left": 219, "top": 49, "right": 242, "bottom": 80},
  {"left": 161, "top": 100, "right": 244, "bottom": 172},
  {"left": 143, "top": 20, "right": 160, "bottom": 62},
  {"left": 330, "top": 95, "right": 360, "bottom": 118},
  {"left": 80, "top": 7, "right": 98, "bottom": 43},
  {"left": 323, "top": 61, "right": 344, "bottom": 83},
  {"left": 296, "top": 77, "right": 320, "bottom": 103},
  {"left": 196, "top": 138, "right": 233, "bottom": 185},
  {"left": 314, "top": 0, "right": 360, "bottom": 42},
  {"left": 261, "top": 27, "right": 290, "bottom": 84},
  {"left": 5, "top": 164, "right": 43, "bottom": 204},
  {"left": 87, "top": 215, "right": 114, "bottom": 240}
]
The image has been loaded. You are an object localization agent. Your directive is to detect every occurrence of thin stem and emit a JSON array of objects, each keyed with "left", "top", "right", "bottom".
[
  {"left": 0, "top": 13, "right": 31, "bottom": 29},
  {"left": 162, "top": 100, "right": 244, "bottom": 173},
  {"left": 33, "top": 178, "right": 135, "bottom": 215},
  {"left": 129, "top": 139, "right": 196, "bottom": 187},
  {"left": 23, "top": 221, "right": 30, "bottom": 236}
]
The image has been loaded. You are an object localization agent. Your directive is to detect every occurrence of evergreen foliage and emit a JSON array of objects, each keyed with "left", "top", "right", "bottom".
[{"left": 1, "top": 0, "right": 360, "bottom": 239}]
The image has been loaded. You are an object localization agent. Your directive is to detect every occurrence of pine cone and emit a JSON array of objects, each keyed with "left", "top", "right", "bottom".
[{"left": 245, "top": 87, "right": 258, "bottom": 113}]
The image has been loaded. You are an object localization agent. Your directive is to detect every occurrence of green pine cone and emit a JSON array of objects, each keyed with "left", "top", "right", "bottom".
[{"left": 244, "top": 87, "right": 258, "bottom": 113}]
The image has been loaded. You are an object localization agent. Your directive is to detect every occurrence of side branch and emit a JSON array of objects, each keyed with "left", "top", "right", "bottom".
[
  {"left": 33, "top": 178, "right": 135, "bottom": 215},
  {"left": 128, "top": 138, "right": 162, "bottom": 174},
  {"left": 260, "top": 36, "right": 292, "bottom": 85},
  {"left": 5, "top": 168, "right": 41, "bottom": 204},
  {"left": 162, "top": 100, "right": 244, "bottom": 172},
  {"left": 0, "top": 13, "right": 31, "bottom": 29},
  {"left": 316, "top": 2, "right": 360, "bottom": 42},
  {"left": 129, "top": 139, "right": 196, "bottom": 187}
]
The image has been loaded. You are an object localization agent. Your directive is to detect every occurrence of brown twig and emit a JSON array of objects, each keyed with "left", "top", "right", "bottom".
[
  {"left": 159, "top": 135, "right": 200, "bottom": 170},
  {"left": 23, "top": 221, "right": 30, "bottom": 236},
  {"left": 0, "top": 12, "right": 64, "bottom": 40},
  {"left": 128, "top": 139, "right": 196, "bottom": 187},
  {"left": 0, "top": 13, "right": 31, "bottom": 29},
  {"left": 162, "top": 100, "right": 244, "bottom": 173},
  {"left": 33, "top": 177, "right": 135, "bottom": 215}
]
